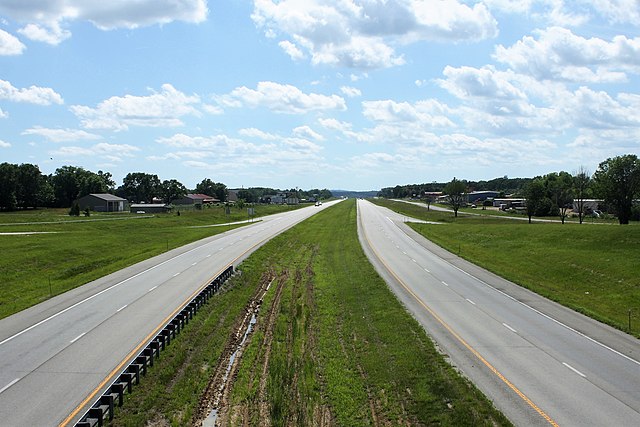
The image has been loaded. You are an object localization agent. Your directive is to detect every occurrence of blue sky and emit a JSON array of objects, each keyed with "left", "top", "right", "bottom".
[{"left": 1, "top": 1, "right": 639, "bottom": 191}]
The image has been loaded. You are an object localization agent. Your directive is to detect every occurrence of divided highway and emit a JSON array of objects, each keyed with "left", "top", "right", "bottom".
[
  {"left": 0, "top": 201, "right": 339, "bottom": 426},
  {"left": 357, "top": 199, "right": 640, "bottom": 426}
]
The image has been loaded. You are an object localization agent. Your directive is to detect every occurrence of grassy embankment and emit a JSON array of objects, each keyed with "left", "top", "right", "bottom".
[
  {"left": 372, "top": 198, "right": 640, "bottom": 337},
  {"left": 111, "top": 199, "right": 510, "bottom": 426},
  {"left": 0, "top": 204, "right": 298, "bottom": 319}
]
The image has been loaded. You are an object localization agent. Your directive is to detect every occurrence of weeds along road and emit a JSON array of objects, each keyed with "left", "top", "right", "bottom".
[
  {"left": 0, "top": 200, "right": 342, "bottom": 427},
  {"left": 357, "top": 199, "right": 640, "bottom": 427}
]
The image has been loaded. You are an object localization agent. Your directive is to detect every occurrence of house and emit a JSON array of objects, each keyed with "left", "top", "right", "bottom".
[
  {"left": 227, "top": 190, "right": 238, "bottom": 203},
  {"left": 77, "top": 193, "right": 127, "bottom": 212},
  {"left": 174, "top": 193, "right": 219, "bottom": 206},
  {"left": 130, "top": 203, "right": 171, "bottom": 214}
]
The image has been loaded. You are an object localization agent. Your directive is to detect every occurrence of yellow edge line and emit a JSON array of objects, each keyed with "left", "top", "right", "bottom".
[
  {"left": 59, "top": 236, "right": 268, "bottom": 427},
  {"left": 359, "top": 205, "right": 559, "bottom": 427}
]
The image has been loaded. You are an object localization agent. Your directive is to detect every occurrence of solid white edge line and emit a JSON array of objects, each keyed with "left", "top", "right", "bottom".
[
  {"left": 70, "top": 332, "right": 86, "bottom": 343},
  {"left": 387, "top": 214, "right": 640, "bottom": 368},
  {"left": 563, "top": 362, "right": 587, "bottom": 378},
  {"left": 0, "top": 234, "right": 223, "bottom": 347},
  {"left": 0, "top": 378, "right": 20, "bottom": 394},
  {"left": 503, "top": 323, "right": 517, "bottom": 333}
]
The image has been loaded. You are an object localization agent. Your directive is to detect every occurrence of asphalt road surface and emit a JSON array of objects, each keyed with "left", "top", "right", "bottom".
[
  {"left": 357, "top": 199, "right": 640, "bottom": 426},
  {"left": 0, "top": 201, "right": 339, "bottom": 426}
]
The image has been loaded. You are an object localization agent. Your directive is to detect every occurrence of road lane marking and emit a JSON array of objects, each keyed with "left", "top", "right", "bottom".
[
  {"left": 563, "top": 362, "right": 586, "bottom": 378},
  {"left": 60, "top": 203, "right": 339, "bottom": 427},
  {"left": 442, "top": 281, "right": 449, "bottom": 287},
  {"left": 502, "top": 323, "right": 517, "bottom": 333},
  {"left": 148, "top": 286, "right": 157, "bottom": 292},
  {"left": 0, "top": 378, "right": 20, "bottom": 394},
  {"left": 411, "top": 259, "right": 417, "bottom": 263},
  {"left": 424, "top": 267, "right": 430, "bottom": 273},
  {"left": 0, "top": 238, "right": 224, "bottom": 347},
  {"left": 358, "top": 203, "right": 559, "bottom": 427},
  {"left": 466, "top": 298, "right": 476, "bottom": 305},
  {"left": 116, "top": 305, "right": 127, "bottom": 313},
  {"left": 70, "top": 333, "right": 86, "bottom": 343},
  {"left": 191, "top": 262, "right": 198, "bottom": 266},
  {"left": 172, "top": 272, "right": 180, "bottom": 277},
  {"left": 206, "top": 254, "right": 212, "bottom": 258},
  {"left": 385, "top": 205, "right": 640, "bottom": 369}
]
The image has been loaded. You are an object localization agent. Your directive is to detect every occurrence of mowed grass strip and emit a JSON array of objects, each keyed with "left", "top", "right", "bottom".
[
  {"left": 371, "top": 198, "right": 640, "bottom": 337},
  {"left": 229, "top": 199, "right": 510, "bottom": 425},
  {"left": 0, "top": 205, "right": 299, "bottom": 319}
]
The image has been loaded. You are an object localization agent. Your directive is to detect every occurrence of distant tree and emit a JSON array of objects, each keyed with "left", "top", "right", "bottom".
[
  {"left": 78, "top": 172, "right": 109, "bottom": 198},
  {"left": 544, "top": 171, "right": 574, "bottom": 224},
  {"left": 573, "top": 166, "right": 591, "bottom": 224},
  {"left": 69, "top": 201, "right": 80, "bottom": 216},
  {"left": 195, "top": 178, "right": 227, "bottom": 202},
  {"left": 0, "top": 163, "right": 18, "bottom": 210},
  {"left": 443, "top": 177, "right": 467, "bottom": 217},
  {"left": 319, "top": 188, "right": 333, "bottom": 199},
  {"left": 51, "top": 166, "right": 93, "bottom": 207},
  {"left": 593, "top": 154, "right": 640, "bottom": 224},
  {"left": 524, "top": 178, "right": 545, "bottom": 224},
  {"left": 122, "top": 172, "right": 161, "bottom": 203},
  {"left": 97, "top": 170, "right": 116, "bottom": 192},
  {"left": 160, "top": 179, "right": 187, "bottom": 204},
  {"left": 424, "top": 194, "right": 435, "bottom": 210}
]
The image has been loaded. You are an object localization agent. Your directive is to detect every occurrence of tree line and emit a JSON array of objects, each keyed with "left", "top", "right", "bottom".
[
  {"left": 381, "top": 154, "right": 640, "bottom": 225},
  {"left": 0, "top": 163, "right": 332, "bottom": 211}
]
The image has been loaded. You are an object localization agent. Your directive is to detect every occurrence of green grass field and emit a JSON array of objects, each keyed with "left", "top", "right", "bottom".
[
  {"left": 0, "top": 204, "right": 300, "bottom": 319},
  {"left": 371, "top": 198, "right": 640, "bottom": 337},
  {"left": 111, "top": 199, "right": 510, "bottom": 426}
]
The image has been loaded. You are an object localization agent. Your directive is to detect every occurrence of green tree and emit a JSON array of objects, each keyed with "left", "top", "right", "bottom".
[
  {"left": 121, "top": 172, "right": 161, "bottom": 203},
  {"left": 593, "top": 154, "right": 640, "bottom": 224},
  {"left": 0, "top": 163, "right": 18, "bottom": 210},
  {"left": 443, "top": 177, "right": 467, "bottom": 217},
  {"left": 573, "top": 166, "right": 591, "bottom": 224},
  {"left": 160, "top": 179, "right": 187, "bottom": 204},
  {"left": 544, "top": 171, "right": 574, "bottom": 224},
  {"left": 524, "top": 178, "right": 545, "bottom": 224},
  {"left": 195, "top": 178, "right": 227, "bottom": 202},
  {"left": 51, "top": 166, "right": 94, "bottom": 207}
]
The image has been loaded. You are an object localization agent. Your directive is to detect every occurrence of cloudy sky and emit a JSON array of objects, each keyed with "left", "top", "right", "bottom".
[{"left": 1, "top": 1, "right": 639, "bottom": 191}]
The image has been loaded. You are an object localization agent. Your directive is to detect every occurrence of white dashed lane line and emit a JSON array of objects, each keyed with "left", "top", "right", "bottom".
[
  {"left": 502, "top": 323, "right": 517, "bottom": 333},
  {"left": 70, "top": 332, "right": 86, "bottom": 343},
  {"left": 563, "top": 362, "right": 587, "bottom": 378},
  {"left": 0, "top": 378, "right": 20, "bottom": 395}
]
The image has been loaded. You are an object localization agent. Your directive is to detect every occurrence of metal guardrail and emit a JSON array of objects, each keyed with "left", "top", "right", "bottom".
[{"left": 74, "top": 265, "right": 234, "bottom": 427}]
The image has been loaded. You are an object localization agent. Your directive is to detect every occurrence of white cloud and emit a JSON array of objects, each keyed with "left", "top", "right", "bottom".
[
  {"left": 0, "top": 139, "right": 11, "bottom": 148},
  {"left": 0, "top": 29, "right": 25, "bottom": 55},
  {"left": 293, "top": 125, "right": 324, "bottom": 141},
  {"left": 71, "top": 84, "right": 201, "bottom": 131},
  {"left": 0, "top": 107, "right": 7, "bottom": 118},
  {"left": 51, "top": 142, "right": 140, "bottom": 160},
  {"left": 0, "top": 1, "right": 207, "bottom": 43},
  {"left": 218, "top": 81, "right": 346, "bottom": 114},
  {"left": 340, "top": 86, "right": 361, "bottom": 97},
  {"left": 18, "top": 22, "right": 70, "bottom": 45},
  {"left": 22, "top": 126, "right": 101, "bottom": 142},
  {"left": 239, "top": 128, "right": 279, "bottom": 140},
  {"left": 202, "top": 104, "right": 224, "bottom": 115},
  {"left": 279, "top": 40, "right": 305, "bottom": 60},
  {"left": 588, "top": 0, "right": 640, "bottom": 25},
  {"left": 362, "top": 99, "right": 455, "bottom": 127},
  {"left": 0, "top": 79, "right": 63, "bottom": 105},
  {"left": 494, "top": 27, "right": 640, "bottom": 83},
  {"left": 318, "top": 117, "right": 352, "bottom": 132},
  {"left": 252, "top": 0, "right": 497, "bottom": 69}
]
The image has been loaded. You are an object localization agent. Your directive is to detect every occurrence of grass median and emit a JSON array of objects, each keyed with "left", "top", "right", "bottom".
[
  {"left": 110, "top": 198, "right": 510, "bottom": 426},
  {"left": 371, "top": 198, "right": 640, "bottom": 337}
]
